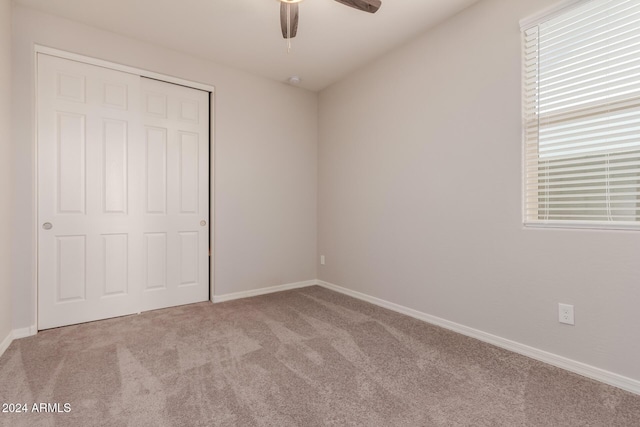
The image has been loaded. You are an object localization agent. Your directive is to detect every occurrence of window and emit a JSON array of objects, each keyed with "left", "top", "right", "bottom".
[{"left": 522, "top": 0, "right": 640, "bottom": 228}]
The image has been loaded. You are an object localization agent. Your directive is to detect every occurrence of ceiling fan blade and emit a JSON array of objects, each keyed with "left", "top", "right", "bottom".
[
  {"left": 280, "top": 3, "right": 299, "bottom": 39},
  {"left": 334, "top": 0, "right": 381, "bottom": 14}
]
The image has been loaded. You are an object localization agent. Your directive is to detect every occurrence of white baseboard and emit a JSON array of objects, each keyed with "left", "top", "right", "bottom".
[
  {"left": 212, "top": 280, "right": 317, "bottom": 303},
  {"left": 0, "top": 330, "right": 12, "bottom": 357},
  {"left": 12, "top": 325, "right": 37, "bottom": 339},
  {"left": 316, "top": 280, "right": 640, "bottom": 396}
]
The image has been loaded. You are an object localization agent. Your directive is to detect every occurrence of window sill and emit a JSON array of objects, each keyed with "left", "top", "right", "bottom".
[{"left": 523, "top": 221, "right": 640, "bottom": 232}]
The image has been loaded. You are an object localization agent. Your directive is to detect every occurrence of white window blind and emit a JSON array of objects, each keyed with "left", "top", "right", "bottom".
[{"left": 522, "top": 0, "right": 640, "bottom": 228}]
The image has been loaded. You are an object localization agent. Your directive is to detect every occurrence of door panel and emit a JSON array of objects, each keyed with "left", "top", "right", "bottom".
[
  {"left": 55, "top": 235, "right": 86, "bottom": 302},
  {"left": 179, "top": 131, "right": 200, "bottom": 214},
  {"left": 103, "top": 119, "right": 128, "bottom": 214},
  {"left": 56, "top": 112, "right": 86, "bottom": 214},
  {"left": 145, "top": 126, "right": 168, "bottom": 214},
  {"left": 102, "top": 233, "right": 129, "bottom": 296}
]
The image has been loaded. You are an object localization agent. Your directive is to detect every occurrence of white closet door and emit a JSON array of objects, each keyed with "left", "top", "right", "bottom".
[
  {"left": 38, "top": 54, "right": 143, "bottom": 329},
  {"left": 140, "top": 78, "right": 209, "bottom": 312},
  {"left": 38, "top": 55, "right": 210, "bottom": 330}
]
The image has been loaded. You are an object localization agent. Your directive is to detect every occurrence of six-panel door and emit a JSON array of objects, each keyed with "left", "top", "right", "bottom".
[{"left": 140, "top": 77, "right": 210, "bottom": 313}]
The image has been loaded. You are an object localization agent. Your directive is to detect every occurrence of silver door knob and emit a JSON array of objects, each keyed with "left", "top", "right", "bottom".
[
  {"left": 200, "top": 220, "right": 207, "bottom": 226},
  {"left": 42, "top": 222, "right": 53, "bottom": 230}
]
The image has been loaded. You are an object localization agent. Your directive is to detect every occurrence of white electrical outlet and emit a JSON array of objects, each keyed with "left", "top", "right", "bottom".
[
  {"left": 320, "top": 255, "right": 325, "bottom": 265},
  {"left": 558, "top": 303, "right": 575, "bottom": 325}
]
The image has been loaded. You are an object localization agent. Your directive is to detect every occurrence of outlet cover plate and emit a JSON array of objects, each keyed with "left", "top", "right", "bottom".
[{"left": 559, "top": 303, "right": 575, "bottom": 325}]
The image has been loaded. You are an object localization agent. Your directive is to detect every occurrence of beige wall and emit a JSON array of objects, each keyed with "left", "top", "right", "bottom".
[
  {"left": 318, "top": 0, "right": 640, "bottom": 382},
  {"left": 0, "top": 0, "right": 12, "bottom": 343},
  {"left": 11, "top": 6, "right": 318, "bottom": 329},
  {"left": 10, "top": 0, "right": 640, "bottom": 386}
]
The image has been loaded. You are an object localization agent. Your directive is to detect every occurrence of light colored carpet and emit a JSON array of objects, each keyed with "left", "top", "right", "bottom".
[{"left": 1, "top": 285, "right": 639, "bottom": 426}]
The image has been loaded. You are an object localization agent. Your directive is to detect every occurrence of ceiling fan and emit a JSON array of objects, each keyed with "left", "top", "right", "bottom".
[{"left": 278, "top": 0, "right": 382, "bottom": 40}]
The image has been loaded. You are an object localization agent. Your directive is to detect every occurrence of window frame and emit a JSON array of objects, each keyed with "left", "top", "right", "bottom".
[{"left": 520, "top": 0, "right": 640, "bottom": 231}]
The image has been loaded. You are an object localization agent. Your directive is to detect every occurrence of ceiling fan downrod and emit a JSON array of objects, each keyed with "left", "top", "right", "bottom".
[
  {"left": 287, "top": 2, "right": 292, "bottom": 52},
  {"left": 277, "top": 0, "right": 381, "bottom": 52}
]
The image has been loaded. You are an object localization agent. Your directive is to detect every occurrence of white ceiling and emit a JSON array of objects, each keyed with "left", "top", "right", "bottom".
[{"left": 16, "top": 0, "right": 479, "bottom": 91}]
